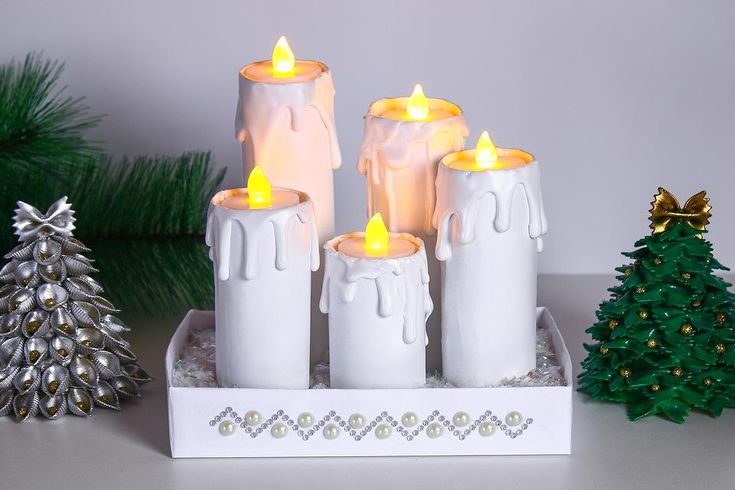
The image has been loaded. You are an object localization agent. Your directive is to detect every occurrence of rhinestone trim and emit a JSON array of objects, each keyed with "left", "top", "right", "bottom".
[{"left": 207, "top": 408, "right": 533, "bottom": 441}]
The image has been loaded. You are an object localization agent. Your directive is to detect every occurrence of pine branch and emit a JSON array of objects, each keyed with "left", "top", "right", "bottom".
[
  {"left": 1, "top": 53, "right": 225, "bottom": 315},
  {"left": 73, "top": 152, "right": 226, "bottom": 314},
  {"left": 0, "top": 52, "right": 102, "bottom": 174},
  {"left": 1, "top": 152, "right": 225, "bottom": 314},
  {"left": 0, "top": 52, "right": 103, "bottom": 254}
]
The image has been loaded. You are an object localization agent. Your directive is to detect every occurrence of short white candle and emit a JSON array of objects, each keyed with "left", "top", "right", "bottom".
[
  {"left": 206, "top": 167, "right": 320, "bottom": 389},
  {"left": 433, "top": 132, "right": 548, "bottom": 387},
  {"left": 320, "top": 214, "right": 432, "bottom": 388},
  {"left": 357, "top": 84, "right": 468, "bottom": 371}
]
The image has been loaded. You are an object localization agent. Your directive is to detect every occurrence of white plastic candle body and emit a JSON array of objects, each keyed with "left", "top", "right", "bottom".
[
  {"left": 358, "top": 98, "right": 467, "bottom": 235},
  {"left": 433, "top": 150, "right": 547, "bottom": 387},
  {"left": 236, "top": 61, "right": 341, "bottom": 366},
  {"left": 320, "top": 233, "right": 432, "bottom": 388},
  {"left": 206, "top": 188, "right": 320, "bottom": 389},
  {"left": 358, "top": 97, "right": 468, "bottom": 370},
  {"left": 236, "top": 62, "right": 341, "bottom": 244}
]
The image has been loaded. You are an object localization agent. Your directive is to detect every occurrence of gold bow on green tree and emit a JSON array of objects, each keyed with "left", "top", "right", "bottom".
[{"left": 649, "top": 187, "right": 711, "bottom": 234}]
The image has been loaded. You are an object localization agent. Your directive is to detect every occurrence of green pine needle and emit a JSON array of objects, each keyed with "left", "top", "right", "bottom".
[
  {"left": 0, "top": 52, "right": 102, "bottom": 174},
  {"left": 70, "top": 152, "right": 224, "bottom": 239},
  {"left": 60, "top": 152, "right": 224, "bottom": 314},
  {"left": 1, "top": 53, "right": 225, "bottom": 315},
  {"left": 1, "top": 151, "right": 225, "bottom": 314}
]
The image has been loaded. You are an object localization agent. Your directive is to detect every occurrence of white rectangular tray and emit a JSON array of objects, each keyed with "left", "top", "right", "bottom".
[{"left": 166, "top": 308, "right": 572, "bottom": 457}]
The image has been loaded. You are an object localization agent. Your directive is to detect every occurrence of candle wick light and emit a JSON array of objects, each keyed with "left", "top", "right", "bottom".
[
  {"left": 406, "top": 84, "right": 430, "bottom": 121},
  {"left": 272, "top": 35, "right": 296, "bottom": 77},
  {"left": 247, "top": 165, "right": 273, "bottom": 209},
  {"left": 475, "top": 130, "right": 498, "bottom": 169},
  {"left": 364, "top": 213, "right": 389, "bottom": 255}
]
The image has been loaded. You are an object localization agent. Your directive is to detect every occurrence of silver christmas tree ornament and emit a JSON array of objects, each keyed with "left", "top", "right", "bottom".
[{"left": 0, "top": 197, "right": 151, "bottom": 421}]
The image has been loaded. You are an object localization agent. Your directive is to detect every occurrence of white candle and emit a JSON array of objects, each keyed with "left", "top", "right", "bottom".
[
  {"left": 358, "top": 85, "right": 467, "bottom": 235},
  {"left": 320, "top": 214, "right": 432, "bottom": 388},
  {"left": 357, "top": 85, "right": 468, "bottom": 370},
  {"left": 236, "top": 36, "right": 341, "bottom": 244},
  {"left": 433, "top": 132, "right": 548, "bottom": 387},
  {"left": 236, "top": 36, "right": 341, "bottom": 365},
  {"left": 205, "top": 167, "right": 320, "bottom": 389}
]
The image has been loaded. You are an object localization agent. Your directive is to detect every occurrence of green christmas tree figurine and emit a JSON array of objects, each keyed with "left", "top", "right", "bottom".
[{"left": 578, "top": 188, "right": 735, "bottom": 423}]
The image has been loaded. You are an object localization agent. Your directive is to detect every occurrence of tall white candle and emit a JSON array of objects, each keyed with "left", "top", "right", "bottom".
[
  {"left": 357, "top": 85, "right": 468, "bottom": 370},
  {"left": 205, "top": 172, "right": 320, "bottom": 389},
  {"left": 320, "top": 214, "right": 432, "bottom": 388},
  {"left": 235, "top": 37, "right": 342, "bottom": 364},
  {"left": 433, "top": 133, "right": 547, "bottom": 387},
  {"left": 236, "top": 37, "right": 341, "bottom": 244}
]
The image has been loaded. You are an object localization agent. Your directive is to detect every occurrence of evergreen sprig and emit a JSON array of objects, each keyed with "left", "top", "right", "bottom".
[
  {"left": 12, "top": 152, "right": 226, "bottom": 314},
  {"left": 1, "top": 53, "right": 225, "bottom": 315},
  {"left": 0, "top": 52, "right": 101, "bottom": 174}
]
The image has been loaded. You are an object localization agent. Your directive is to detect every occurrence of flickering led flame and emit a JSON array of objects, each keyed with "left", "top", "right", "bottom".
[
  {"left": 364, "top": 213, "right": 389, "bottom": 255},
  {"left": 406, "top": 84, "right": 430, "bottom": 121},
  {"left": 475, "top": 130, "right": 498, "bottom": 169},
  {"left": 247, "top": 165, "right": 272, "bottom": 209},
  {"left": 272, "top": 35, "right": 295, "bottom": 76}
]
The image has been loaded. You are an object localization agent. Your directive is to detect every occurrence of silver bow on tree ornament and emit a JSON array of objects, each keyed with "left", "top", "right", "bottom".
[{"left": 13, "top": 197, "right": 76, "bottom": 242}]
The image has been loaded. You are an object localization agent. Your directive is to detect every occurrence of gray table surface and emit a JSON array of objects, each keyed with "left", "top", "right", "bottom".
[{"left": 1, "top": 275, "right": 734, "bottom": 490}]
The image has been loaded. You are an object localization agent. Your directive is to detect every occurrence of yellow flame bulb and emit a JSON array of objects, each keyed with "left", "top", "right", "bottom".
[
  {"left": 364, "top": 213, "right": 389, "bottom": 255},
  {"left": 272, "top": 36, "right": 295, "bottom": 76},
  {"left": 475, "top": 130, "right": 498, "bottom": 169},
  {"left": 247, "top": 165, "right": 272, "bottom": 209},
  {"left": 406, "top": 84, "right": 430, "bottom": 121}
]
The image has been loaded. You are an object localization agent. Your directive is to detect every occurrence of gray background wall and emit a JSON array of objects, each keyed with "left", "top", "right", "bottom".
[{"left": 3, "top": 0, "right": 734, "bottom": 274}]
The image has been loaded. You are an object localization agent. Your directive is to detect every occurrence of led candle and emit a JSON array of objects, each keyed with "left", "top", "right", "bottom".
[
  {"left": 236, "top": 36, "right": 341, "bottom": 243},
  {"left": 206, "top": 167, "right": 320, "bottom": 389},
  {"left": 320, "top": 214, "right": 432, "bottom": 388},
  {"left": 358, "top": 84, "right": 468, "bottom": 370},
  {"left": 236, "top": 36, "right": 342, "bottom": 362},
  {"left": 433, "top": 131, "right": 548, "bottom": 387}
]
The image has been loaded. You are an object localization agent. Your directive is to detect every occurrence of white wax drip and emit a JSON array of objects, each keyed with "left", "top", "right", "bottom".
[
  {"left": 358, "top": 116, "right": 468, "bottom": 233},
  {"left": 433, "top": 161, "right": 548, "bottom": 261},
  {"left": 236, "top": 69, "right": 342, "bottom": 171},
  {"left": 206, "top": 199, "right": 320, "bottom": 281},
  {"left": 320, "top": 238, "right": 432, "bottom": 345}
]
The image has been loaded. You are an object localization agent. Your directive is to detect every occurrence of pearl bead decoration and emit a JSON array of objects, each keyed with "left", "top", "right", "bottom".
[
  {"left": 426, "top": 422, "right": 444, "bottom": 438},
  {"left": 244, "top": 410, "right": 261, "bottom": 426},
  {"left": 209, "top": 408, "right": 536, "bottom": 443},
  {"left": 219, "top": 420, "right": 236, "bottom": 436},
  {"left": 348, "top": 413, "right": 366, "bottom": 429},
  {"left": 323, "top": 424, "right": 340, "bottom": 440},
  {"left": 505, "top": 411, "right": 523, "bottom": 427},
  {"left": 375, "top": 424, "right": 392, "bottom": 439},
  {"left": 453, "top": 411, "right": 470, "bottom": 427},
  {"left": 271, "top": 422, "right": 288, "bottom": 439},
  {"left": 478, "top": 421, "right": 496, "bottom": 437},
  {"left": 401, "top": 412, "right": 418, "bottom": 427},
  {"left": 297, "top": 412, "right": 314, "bottom": 428}
]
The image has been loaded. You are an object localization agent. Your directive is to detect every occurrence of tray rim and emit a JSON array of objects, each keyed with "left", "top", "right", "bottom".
[{"left": 165, "top": 307, "right": 573, "bottom": 457}]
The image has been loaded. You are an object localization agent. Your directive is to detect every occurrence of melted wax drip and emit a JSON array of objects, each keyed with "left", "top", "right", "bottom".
[
  {"left": 236, "top": 70, "right": 342, "bottom": 171},
  {"left": 433, "top": 161, "right": 548, "bottom": 261},
  {"left": 358, "top": 116, "right": 468, "bottom": 234},
  {"left": 320, "top": 242, "right": 432, "bottom": 345},
  {"left": 205, "top": 201, "right": 320, "bottom": 281}
]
